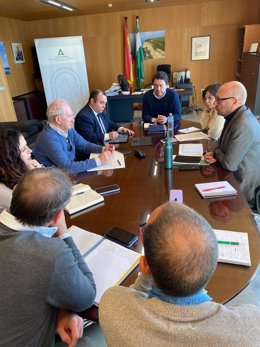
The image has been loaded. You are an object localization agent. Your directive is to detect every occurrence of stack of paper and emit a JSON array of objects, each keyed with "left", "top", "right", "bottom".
[
  {"left": 89, "top": 151, "right": 125, "bottom": 171},
  {"left": 69, "top": 226, "right": 141, "bottom": 306},
  {"left": 178, "top": 127, "right": 201, "bottom": 134},
  {"left": 65, "top": 184, "right": 104, "bottom": 215},
  {"left": 195, "top": 181, "right": 238, "bottom": 198},
  {"left": 179, "top": 143, "right": 204, "bottom": 156},
  {"left": 175, "top": 131, "right": 209, "bottom": 142},
  {"left": 214, "top": 229, "right": 251, "bottom": 266}
]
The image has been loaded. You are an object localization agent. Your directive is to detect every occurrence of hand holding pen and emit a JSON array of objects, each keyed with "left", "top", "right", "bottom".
[{"left": 204, "top": 150, "right": 217, "bottom": 164}]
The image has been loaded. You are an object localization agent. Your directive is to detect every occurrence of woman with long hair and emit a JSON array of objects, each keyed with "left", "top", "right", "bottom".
[
  {"left": 200, "top": 84, "right": 225, "bottom": 140},
  {"left": 0, "top": 129, "right": 42, "bottom": 208}
]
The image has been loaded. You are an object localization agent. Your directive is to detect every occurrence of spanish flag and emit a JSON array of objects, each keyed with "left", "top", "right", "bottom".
[{"left": 124, "top": 17, "right": 134, "bottom": 85}]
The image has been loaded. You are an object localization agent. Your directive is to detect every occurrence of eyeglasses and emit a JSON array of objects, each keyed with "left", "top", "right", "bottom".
[
  {"left": 215, "top": 96, "right": 235, "bottom": 103},
  {"left": 66, "top": 137, "right": 72, "bottom": 151}
]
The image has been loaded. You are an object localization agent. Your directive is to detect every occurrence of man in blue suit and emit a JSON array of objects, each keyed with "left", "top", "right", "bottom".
[{"left": 75, "top": 90, "right": 135, "bottom": 145}]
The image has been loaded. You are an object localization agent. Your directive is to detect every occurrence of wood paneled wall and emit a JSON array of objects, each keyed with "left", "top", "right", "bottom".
[
  {"left": 244, "top": 24, "right": 260, "bottom": 52},
  {"left": 0, "top": 0, "right": 260, "bottom": 113},
  {"left": 0, "top": 16, "right": 35, "bottom": 99},
  {"left": 0, "top": 58, "right": 16, "bottom": 121}
]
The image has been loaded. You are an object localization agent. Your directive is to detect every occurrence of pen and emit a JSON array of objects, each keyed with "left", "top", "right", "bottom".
[
  {"left": 218, "top": 241, "right": 239, "bottom": 245},
  {"left": 202, "top": 186, "right": 225, "bottom": 192},
  {"left": 117, "top": 160, "right": 121, "bottom": 166},
  {"left": 76, "top": 191, "right": 85, "bottom": 196}
]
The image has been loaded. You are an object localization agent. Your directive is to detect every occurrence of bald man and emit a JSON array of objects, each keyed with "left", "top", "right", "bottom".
[
  {"left": 99, "top": 203, "right": 260, "bottom": 347},
  {"left": 204, "top": 81, "right": 260, "bottom": 201}
]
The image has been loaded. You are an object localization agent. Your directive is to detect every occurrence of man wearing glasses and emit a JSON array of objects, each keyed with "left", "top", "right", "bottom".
[
  {"left": 142, "top": 71, "right": 181, "bottom": 129},
  {"left": 204, "top": 81, "right": 260, "bottom": 201},
  {"left": 33, "top": 99, "right": 114, "bottom": 174}
]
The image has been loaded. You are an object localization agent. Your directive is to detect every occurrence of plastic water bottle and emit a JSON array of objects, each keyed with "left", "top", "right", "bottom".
[
  {"left": 164, "top": 131, "right": 173, "bottom": 170},
  {"left": 167, "top": 113, "right": 174, "bottom": 139}
]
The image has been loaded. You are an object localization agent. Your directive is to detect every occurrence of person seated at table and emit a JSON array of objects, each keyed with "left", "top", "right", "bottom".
[
  {"left": 200, "top": 83, "right": 225, "bottom": 139},
  {"left": 99, "top": 202, "right": 260, "bottom": 346},
  {"left": 75, "top": 90, "right": 135, "bottom": 145},
  {"left": 33, "top": 99, "right": 114, "bottom": 174},
  {"left": 0, "top": 167, "right": 100, "bottom": 346},
  {"left": 142, "top": 71, "right": 181, "bottom": 129},
  {"left": 0, "top": 128, "right": 42, "bottom": 209},
  {"left": 204, "top": 81, "right": 260, "bottom": 201}
]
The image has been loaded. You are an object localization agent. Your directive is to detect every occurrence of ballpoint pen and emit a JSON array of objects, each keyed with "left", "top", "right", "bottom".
[
  {"left": 117, "top": 160, "right": 121, "bottom": 166},
  {"left": 217, "top": 241, "right": 240, "bottom": 245}
]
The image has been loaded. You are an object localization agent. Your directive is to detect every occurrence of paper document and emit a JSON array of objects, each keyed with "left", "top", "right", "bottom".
[
  {"left": 89, "top": 151, "right": 125, "bottom": 171},
  {"left": 175, "top": 131, "right": 209, "bottom": 142},
  {"left": 69, "top": 226, "right": 141, "bottom": 306},
  {"left": 178, "top": 127, "right": 201, "bottom": 134},
  {"left": 214, "top": 229, "right": 251, "bottom": 266},
  {"left": 179, "top": 144, "right": 203, "bottom": 156}
]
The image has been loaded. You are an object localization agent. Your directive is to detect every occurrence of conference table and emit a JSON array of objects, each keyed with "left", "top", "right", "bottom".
[{"left": 66, "top": 120, "right": 260, "bottom": 307}]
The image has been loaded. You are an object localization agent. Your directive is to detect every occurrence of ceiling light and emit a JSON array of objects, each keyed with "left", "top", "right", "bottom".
[
  {"left": 145, "top": 0, "right": 160, "bottom": 2},
  {"left": 48, "top": 0, "right": 61, "bottom": 7},
  {"left": 40, "top": 0, "right": 77, "bottom": 12}
]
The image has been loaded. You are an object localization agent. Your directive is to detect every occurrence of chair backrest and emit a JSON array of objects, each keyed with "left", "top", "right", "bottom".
[
  {"left": 156, "top": 64, "right": 171, "bottom": 84},
  {"left": 255, "top": 186, "right": 260, "bottom": 214}
]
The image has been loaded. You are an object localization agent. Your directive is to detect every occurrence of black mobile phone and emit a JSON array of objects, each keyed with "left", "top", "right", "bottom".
[
  {"left": 105, "top": 227, "right": 138, "bottom": 248},
  {"left": 95, "top": 184, "right": 120, "bottom": 196}
]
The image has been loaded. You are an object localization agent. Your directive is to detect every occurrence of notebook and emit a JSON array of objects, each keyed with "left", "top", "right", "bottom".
[
  {"left": 69, "top": 226, "right": 141, "bottom": 306},
  {"left": 65, "top": 184, "right": 104, "bottom": 215},
  {"left": 148, "top": 124, "right": 166, "bottom": 134},
  {"left": 178, "top": 127, "right": 201, "bottom": 134},
  {"left": 195, "top": 181, "right": 238, "bottom": 198},
  {"left": 214, "top": 229, "right": 251, "bottom": 266},
  {"left": 173, "top": 155, "right": 202, "bottom": 165},
  {"left": 175, "top": 131, "right": 209, "bottom": 142}
]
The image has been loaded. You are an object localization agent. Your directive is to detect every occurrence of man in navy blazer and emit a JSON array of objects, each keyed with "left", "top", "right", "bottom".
[{"left": 75, "top": 90, "right": 135, "bottom": 145}]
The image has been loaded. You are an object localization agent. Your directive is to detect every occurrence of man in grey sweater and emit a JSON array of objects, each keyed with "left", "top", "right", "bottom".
[
  {"left": 99, "top": 203, "right": 260, "bottom": 347},
  {"left": 0, "top": 168, "right": 96, "bottom": 346},
  {"left": 204, "top": 81, "right": 260, "bottom": 201}
]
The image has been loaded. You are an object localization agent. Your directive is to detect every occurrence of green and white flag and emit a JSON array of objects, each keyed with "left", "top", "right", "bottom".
[{"left": 136, "top": 16, "right": 144, "bottom": 90}]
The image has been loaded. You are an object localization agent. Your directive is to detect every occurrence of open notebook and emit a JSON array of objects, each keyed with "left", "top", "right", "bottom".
[
  {"left": 65, "top": 184, "right": 104, "bottom": 215},
  {"left": 69, "top": 226, "right": 141, "bottom": 306}
]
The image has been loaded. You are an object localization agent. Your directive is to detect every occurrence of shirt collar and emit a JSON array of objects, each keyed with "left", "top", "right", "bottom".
[
  {"left": 153, "top": 90, "right": 166, "bottom": 100},
  {"left": 89, "top": 105, "right": 98, "bottom": 116},
  {"left": 49, "top": 122, "right": 68, "bottom": 138},
  {"left": 0, "top": 209, "right": 57, "bottom": 238}
]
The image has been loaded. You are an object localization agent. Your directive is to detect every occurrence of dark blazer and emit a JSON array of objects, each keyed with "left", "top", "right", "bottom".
[
  {"left": 75, "top": 104, "right": 119, "bottom": 145},
  {"left": 214, "top": 105, "right": 260, "bottom": 201}
]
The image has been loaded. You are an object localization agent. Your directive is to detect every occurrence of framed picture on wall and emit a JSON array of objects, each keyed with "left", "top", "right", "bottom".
[
  {"left": 11, "top": 42, "right": 25, "bottom": 64},
  {"left": 191, "top": 36, "right": 210, "bottom": 61}
]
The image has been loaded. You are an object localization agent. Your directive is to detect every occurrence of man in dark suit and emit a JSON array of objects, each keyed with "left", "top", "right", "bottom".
[{"left": 75, "top": 90, "right": 135, "bottom": 145}]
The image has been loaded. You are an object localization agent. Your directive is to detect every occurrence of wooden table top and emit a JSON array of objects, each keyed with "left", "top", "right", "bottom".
[{"left": 66, "top": 120, "right": 260, "bottom": 304}]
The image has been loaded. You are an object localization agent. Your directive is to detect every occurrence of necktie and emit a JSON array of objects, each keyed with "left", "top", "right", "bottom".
[{"left": 97, "top": 114, "right": 106, "bottom": 134}]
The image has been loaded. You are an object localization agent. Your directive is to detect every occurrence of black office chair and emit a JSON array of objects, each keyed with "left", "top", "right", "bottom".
[
  {"left": 157, "top": 64, "right": 171, "bottom": 84},
  {"left": 251, "top": 186, "right": 260, "bottom": 214}
]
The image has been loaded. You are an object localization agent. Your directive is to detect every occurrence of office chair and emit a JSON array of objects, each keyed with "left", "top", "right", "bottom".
[
  {"left": 256, "top": 188, "right": 260, "bottom": 214},
  {"left": 157, "top": 64, "right": 171, "bottom": 84}
]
